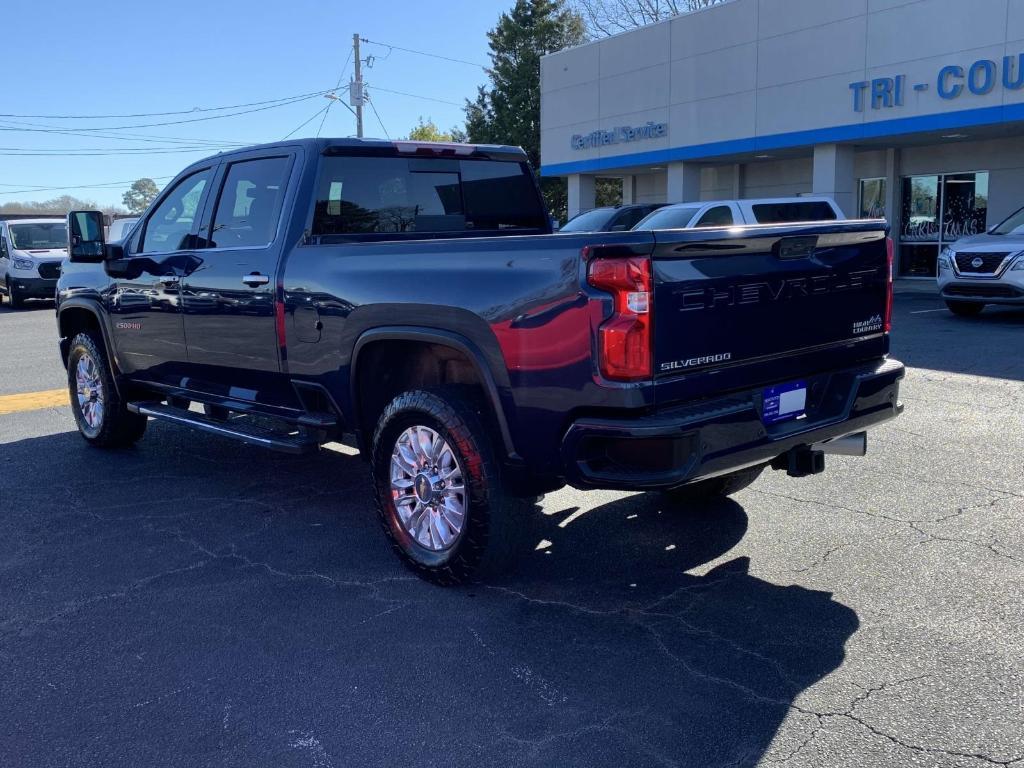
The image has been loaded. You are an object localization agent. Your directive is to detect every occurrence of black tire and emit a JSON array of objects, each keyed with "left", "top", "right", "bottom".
[
  {"left": 67, "top": 331, "right": 147, "bottom": 448},
  {"left": 371, "top": 388, "right": 521, "bottom": 585},
  {"left": 946, "top": 300, "right": 984, "bottom": 317},
  {"left": 662, "top": 464, "right": 766, "bottom": 506},
  {"left": 7, "top": 278, "right": 25, "bottom": 309}
]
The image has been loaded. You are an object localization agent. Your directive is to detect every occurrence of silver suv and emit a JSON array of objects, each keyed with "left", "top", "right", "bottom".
[{"left": 937, "top": 206, "right": 1024, "bottom": 316}]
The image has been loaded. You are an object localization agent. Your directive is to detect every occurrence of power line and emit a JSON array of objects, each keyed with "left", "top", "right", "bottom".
[
  {"left": 360, "top": 38, "right": 488, "bottom": 69},
  {"left": 282, "top": 104, "right": 332, "bottom": 140},
  {"left": 367, "top": 97, "right": 390, "bottom": 140},
  {"left": 0, "top": 119, "right": 244, "bottom": 147},
  {"left": 0, "top": 88, "right": 340, "bottom": 120},
  {"left": 315, "top": 103, "right": 335, "bottom": 139},
  {"left": 0, "top": 93, "right": 324, "bottom": 133},
  {"left": 317, "top": 48, "right": 356, "bottom": 139},
  {"left": 0, "top": 146, "right": 230, "bottom": 157},
  {"left": 0, "top": 145, "right": 234, "bottom": 155},
  {"left": 0, "top": 176, "right": 176, "bottom": 197},
  {"left": 366, "top": 85, "right": 463, "bottom": 107}
]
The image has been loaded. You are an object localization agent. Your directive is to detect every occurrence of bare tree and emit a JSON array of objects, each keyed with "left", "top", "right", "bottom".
[{"left": 572, "top": 0, "right": 726, "bottom": 37}]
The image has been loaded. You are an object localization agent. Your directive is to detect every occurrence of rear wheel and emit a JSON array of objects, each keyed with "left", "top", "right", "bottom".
[
  {"left": 371, "top": 388, "right": 520, "bottom": 585},
  {"left": 946, "top": 300, "right": 984, "bottom": 317},
  {"left": 662, "top": 465, "right": 766, "bottom": 506},
  {"left": 67, "top": 331, "right": 147, "bottom": 448}
]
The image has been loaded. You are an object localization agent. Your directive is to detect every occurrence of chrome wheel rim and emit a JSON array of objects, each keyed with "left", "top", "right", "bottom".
[
  {"left": 75, "top": 352, "right": 105, "bottom": 431},
  {"left": 390, "top": 425, "right": 466, "bottom": 552}
]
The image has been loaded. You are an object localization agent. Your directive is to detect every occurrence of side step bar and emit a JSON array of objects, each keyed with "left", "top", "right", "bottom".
[{"left": 127, "top": 401, "right": 319, "bottom": 454}]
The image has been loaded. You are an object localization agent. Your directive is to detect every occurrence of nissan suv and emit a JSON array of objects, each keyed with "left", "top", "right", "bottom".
[{"left": 938, "top": 205, "right": 1024, "bottom": 316}]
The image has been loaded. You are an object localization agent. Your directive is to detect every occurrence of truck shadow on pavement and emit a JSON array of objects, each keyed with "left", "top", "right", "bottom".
[{"left": 1, "top": 423, "right": 857, "bottom": 768}]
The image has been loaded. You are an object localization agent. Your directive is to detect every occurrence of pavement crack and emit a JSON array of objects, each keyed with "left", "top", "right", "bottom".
[
  {"left": 0, "top": 559, "right": 210, "bottom": 639},
  {"left": 792, "top": 542, "right": 854, "bottom": 573},
  {"left": 785, "top": 675, "right": 1024, "bottom": 766},
  {"left": 755, "top": 489, "right": 1022, "bottom": 566}
]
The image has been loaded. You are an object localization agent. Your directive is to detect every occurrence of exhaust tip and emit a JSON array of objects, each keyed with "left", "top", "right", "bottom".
[{"left": 816, "top": 432, "right": 868, "bottom": 457}]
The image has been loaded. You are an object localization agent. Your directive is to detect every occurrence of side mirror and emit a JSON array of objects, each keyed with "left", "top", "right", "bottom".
[{"left": 68, "top": 211, "right": 106, "bottom": 262}]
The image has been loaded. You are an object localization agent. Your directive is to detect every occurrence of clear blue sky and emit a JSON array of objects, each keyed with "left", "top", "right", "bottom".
[{"left": 0, "top": 0, "right": 509, "bottom": 208}]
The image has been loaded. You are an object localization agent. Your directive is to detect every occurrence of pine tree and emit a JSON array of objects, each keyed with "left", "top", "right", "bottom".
[{"left": 465, "top": 0, "right": 585, "bottom": 220}]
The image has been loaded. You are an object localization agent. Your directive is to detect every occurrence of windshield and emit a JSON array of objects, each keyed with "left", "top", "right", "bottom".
[
  {"left": 559, "top": 208, "right": 617, "bottom": 232},
  {"left": 632, "top": 206, "right": 700, "bottom": 231},
  {"left": 10, "top": 222, "right": 67, "bottom": 250},
  {"left": 991, "top": 206, "right": 1024, "bottom": 235}
]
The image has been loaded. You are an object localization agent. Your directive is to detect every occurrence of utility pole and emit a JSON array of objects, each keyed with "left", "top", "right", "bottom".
[{"left": 351, "top": 33, "right": 364, "bottom": 139}]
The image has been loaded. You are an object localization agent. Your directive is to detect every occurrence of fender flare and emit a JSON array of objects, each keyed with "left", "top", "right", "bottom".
[
  {"left": 57, "top": 297, "right": 124, "bottom": 394},
  {"left": 350, "top": 326, "right": 520, "bottom": 460}
]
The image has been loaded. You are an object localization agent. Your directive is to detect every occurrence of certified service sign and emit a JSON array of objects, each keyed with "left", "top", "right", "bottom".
[{"left": 571, "top": 121, "right": 668, "bottom": 150}]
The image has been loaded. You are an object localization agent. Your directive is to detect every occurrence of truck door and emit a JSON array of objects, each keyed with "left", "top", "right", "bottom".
[
  {"left": 108, "top": 166, "right": 215, "bottom": 383},
  {"left": 179, "top": 154, "right": 294, "bottom": 404}
]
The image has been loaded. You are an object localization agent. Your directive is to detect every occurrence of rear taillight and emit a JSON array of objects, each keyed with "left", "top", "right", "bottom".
[
  {"left": 587, "top": 254, "right": 652, "bottom": 381},
  {"left": 884, "top": 236, "right": 894, "bottom": 333}
]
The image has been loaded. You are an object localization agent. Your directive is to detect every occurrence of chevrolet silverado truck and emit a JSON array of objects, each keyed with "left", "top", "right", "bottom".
[{"left": 58, "top": 138, "right": 904, "bottom": 584}]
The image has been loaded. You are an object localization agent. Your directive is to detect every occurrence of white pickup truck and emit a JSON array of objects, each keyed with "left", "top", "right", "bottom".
[{"left": 937, "top": 205, "right": 1024, "bottom": 316}]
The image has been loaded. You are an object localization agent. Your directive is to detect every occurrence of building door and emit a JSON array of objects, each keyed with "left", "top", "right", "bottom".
[{"left": 898, "top": 172, "right": 989, "bottom": 277}]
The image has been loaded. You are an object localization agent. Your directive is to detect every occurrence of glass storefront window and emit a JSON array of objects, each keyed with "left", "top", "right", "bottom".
[
  {"left": 941, "top": 173, "right": 988, "bottom": 243},
  {"left": 898, "top": 172, "right": 989, "bottom": 277},
  {"left": 859, "top": 178, "right": 886, "bottom": 219}
]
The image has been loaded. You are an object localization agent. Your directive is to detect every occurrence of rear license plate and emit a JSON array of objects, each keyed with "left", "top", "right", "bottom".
[{"left": 762, "top": 381, "right": 807, "bottom": 425}]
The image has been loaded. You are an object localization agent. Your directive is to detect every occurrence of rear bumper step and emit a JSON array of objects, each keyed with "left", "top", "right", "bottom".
[{"left": 127, "top": 401, "right": 319, "bottom": 454}]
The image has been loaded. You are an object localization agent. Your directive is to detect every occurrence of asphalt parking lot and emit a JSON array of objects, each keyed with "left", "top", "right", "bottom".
[{"left": 1, "top": 289, "right": 1022, "bottom": 768}]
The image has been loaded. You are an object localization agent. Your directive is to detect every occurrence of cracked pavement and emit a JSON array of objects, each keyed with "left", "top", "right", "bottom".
[{"left": 1, "top": 292, "right": 1022, "bottom": 767}]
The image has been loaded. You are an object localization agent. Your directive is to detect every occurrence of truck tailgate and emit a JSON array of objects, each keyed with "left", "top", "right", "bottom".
[{"left": 651, "top": 221, "right": 891, "bottom": 406}]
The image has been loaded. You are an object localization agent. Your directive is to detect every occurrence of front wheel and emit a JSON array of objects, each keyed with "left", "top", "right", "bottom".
[
  {"left": 6, "top": 278, "right": 25, "bottom": 309},
  {"left": 67, "top": 331, "right": 147, "bottom": 448},
  {"left": 662, "top": 465, "right": 766, "bottom": 506},
  {"left": 370, "top": 388, "right": 520, "bottom": 585},
  {"left": 946, "top": 300, "right": 984, "bottom": 317}
]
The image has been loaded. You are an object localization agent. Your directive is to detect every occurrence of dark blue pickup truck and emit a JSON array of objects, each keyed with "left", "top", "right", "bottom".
[{"left": 58, "top": 138, "right": 903, "bottom": 584}]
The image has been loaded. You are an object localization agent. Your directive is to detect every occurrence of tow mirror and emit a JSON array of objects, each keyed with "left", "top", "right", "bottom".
[{"left": 68, "top": 210, "right": 106, "bottom": 262}]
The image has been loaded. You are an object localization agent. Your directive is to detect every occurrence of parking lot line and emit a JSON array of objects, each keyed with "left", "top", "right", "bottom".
[{"left": 0, "top": 388, "right": 69, "bottom": 416}]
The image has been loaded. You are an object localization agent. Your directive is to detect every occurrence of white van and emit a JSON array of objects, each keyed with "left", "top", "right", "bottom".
[
  {"left": 632, "top": 196, "right": 845, "bottom": 230},
  {"left": 0, "top": 218, "right": 68, "bottom": 308}
]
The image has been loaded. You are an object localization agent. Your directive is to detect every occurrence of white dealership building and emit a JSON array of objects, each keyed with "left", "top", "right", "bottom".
[{"left": 540, "top": 0, "right": 1024, "bottom": 276}]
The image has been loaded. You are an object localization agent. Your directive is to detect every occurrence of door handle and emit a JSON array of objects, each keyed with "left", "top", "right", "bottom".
[{"left": 242, "top": 272, "right": 270, "bottom": 287}]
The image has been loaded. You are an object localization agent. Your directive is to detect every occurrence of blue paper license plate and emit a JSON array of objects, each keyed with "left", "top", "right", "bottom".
[{"left": 762, "top": 381, "right": 807, "bottom": 425}]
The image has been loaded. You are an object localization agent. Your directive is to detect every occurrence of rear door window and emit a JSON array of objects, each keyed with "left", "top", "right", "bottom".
[
  {"left": 312, "top": 156, "right": 546, "bottom": 238},
  {"left": 694, "top": 205, "right": 735, "bottom": 228},
  {"left": 209, "top": 157, "right": 292, "bottom": 248},
  {"left": 750, "top": 202, "right": 837, "bottom": 224},
  {"left": 609, "top": 207, "right": 650, "bottom": 231}
]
